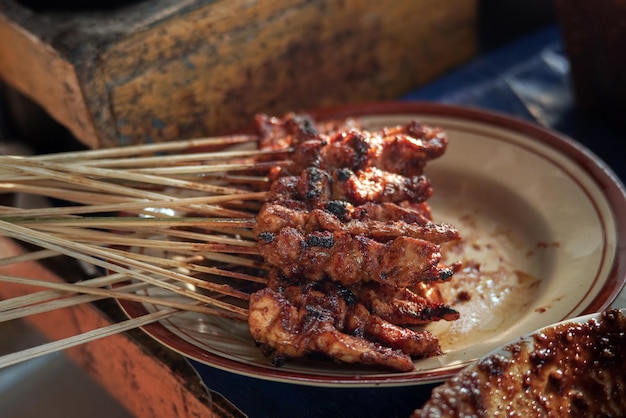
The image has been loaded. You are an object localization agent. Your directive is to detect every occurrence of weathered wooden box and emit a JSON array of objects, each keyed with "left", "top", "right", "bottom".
[{"left": 0, "top": 0, "right": 477, "bottom": 148}]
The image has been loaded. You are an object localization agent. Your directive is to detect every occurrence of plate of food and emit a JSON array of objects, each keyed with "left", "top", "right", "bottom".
[
  {"left": 412, "top": 307, "right": 626, "bottom": 416},
  {"left": 117, "top": 101, "right": 626, "bottom": 386}
]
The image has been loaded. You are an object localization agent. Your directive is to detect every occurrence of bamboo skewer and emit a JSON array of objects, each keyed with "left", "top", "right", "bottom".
[
  {"left": 5, "top": 216, "right": 256, "bottom": 231},
  {"left": 0, "top": 183, "right": 150, "bottom": 208},
  {"left": 0, "top": 156, "right": 252, "bottom": 196},
  {"left": 102, "top": 246, "right": 265, "bottom": 291},
  {"left": 0, "top": 131, "right": 287, "bottom": 369},
  {"left": 2, "top": 292, "right": 105, "bottom": 322},
  {"left": 30, "top": 134, "right": 259, "bottom": 162},
  {"left": 33, "top": 226, "right": 259, "bottom": 252},
  {"left": 31, "top": 231, "right": 259, "bottom": 256},
  {"left": 71, "top": 148, "right": 289, "bottom": 168},
  {"left": 0, "top": 161, "right": 261, "bottom": 218},
  {"left": 0, "top": 220, "right": 251, "bottom": 316},
  {"left": 0, "top": 308, "right": 181, "bottom": 369},
  {"left": 0, "top": 274, "right": 247, "bottom": 321},
  {"left": 0, "top": 253, "right": 212, "bottom": 313},
  {"left": 0, "top": 253, "right": 262, "bottom": 322},
  {"left": 0, "top": 192, "right": 268, "bottom": 218},
  {"left": 0, "top": 272, "right": 131, "bottom": 312},
  {"left": 0, "top": 161, "right": 280, "bottom": 183},
  {"left": 0, "top": 248, "right": 61, "bottom": 266}
]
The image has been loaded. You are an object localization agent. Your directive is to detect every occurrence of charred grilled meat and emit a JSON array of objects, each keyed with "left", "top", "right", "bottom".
[
  {"left": 254, "top": 202, "right": 459, "bottom": 244},
  {"left": 269, "top": 167, "right": 433, "bottom": 206},
  {"left": 256, "top": 113, "right": 448, "bottom": 177},
  {"left": 247, "top": 113, "right": 461, "bottom": 371},
  {"left": 257, "top": 227, "right": 454, "bottom": 287},
  {"left": 248, "top": 283, "right": 443, "bottom": 372}
]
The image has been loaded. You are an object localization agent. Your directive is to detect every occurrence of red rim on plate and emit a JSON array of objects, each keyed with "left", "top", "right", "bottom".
[{"left": 117, "top": 102, "right": 626, "bottom": 386}]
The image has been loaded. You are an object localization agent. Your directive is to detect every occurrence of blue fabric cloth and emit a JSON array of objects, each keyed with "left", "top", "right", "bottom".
[{"left": 403, "top": 25, "right": 625, "bottom": 183}]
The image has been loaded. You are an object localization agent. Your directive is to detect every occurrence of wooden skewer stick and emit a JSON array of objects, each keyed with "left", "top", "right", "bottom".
[
  {"left": 0, "top": 248, "right": 60, "bottom": 266},
  {"left": 0, "top": 277, "right": 172, "bottom": 320},
  {"left": 0, "top": 220, "right": 248, "bottom": 315},
  {"left": 0, "top": 162, "right": 254, "bottom": 218},
  {"left": 72, "top": 148, "right": 288, "bottom": 168},
  {"left": 0, "top": 308, "right": 180, "bottom": 370},
  {"left": 48, "top": 215, "right": 258, "bottom": 243},
  {"left": 0, "top": 254, "right": 208, "bottom": 313},
  {"left": 25, "top": 228, "right": 260, "bottom": 256},
  {"left": 0, "top": 183, "right": 147, "bottom": 207},
  {"left": 0, "top": 272, "right": 130, "bottom": 312},
  {"left": 0, "top": 185, "right": 262, "bottom": 220},
  {"left": 129, "top": 224, "right": 258, "bottom": 246},
  {"left": 0, "top": 271, "right": 189, "bottom": 324},
  {"left": 2, "top": 293, "right": 105, "bottom": 322},
  {"left": 98, "top": 246, "right": 266, "bottom": 285},
  {"left": 0, "top": 157, "right": 226, "bottom": 202},
  {"left": 0, "top": 159, "right": 283, "bottom": 181},
  {"left": 0, "top": 156, "right": 252, "bottom": 196},
  {"left": 0, "top": 192, "right": 268, "bottom": 218},
  {"left": 9, "top": 216, "right": 256, "bottom": 231},
  {"left": 11, "top": 221, "right": 260, "bottom": 255},
  {"left": 189, "top": 173, "right": 270, "bottom": 185},
  {"left": 102, "top": 246, "right": 265, "bottom": 290},
  {"left": 30, "top": 134, "right": 259, "bottom": 162},
  {"left": 32, "top": 225, "right": 258, "bottom": 250},
  {"left": 0, "top": 274, "right": 247, "bottom": 322}
]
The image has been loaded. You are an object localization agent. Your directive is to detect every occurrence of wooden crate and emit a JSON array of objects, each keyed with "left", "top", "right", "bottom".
[{"left": 0, "top": 0, "right": 477, "bottom": 148}]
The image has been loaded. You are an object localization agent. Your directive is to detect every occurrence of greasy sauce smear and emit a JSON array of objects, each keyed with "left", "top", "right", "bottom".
[
  {"left": 412, "top": 309, "right": 626, "bottom": 417},
  {"left": 425, "top": 213, "right": 542, "bottom": 349}
]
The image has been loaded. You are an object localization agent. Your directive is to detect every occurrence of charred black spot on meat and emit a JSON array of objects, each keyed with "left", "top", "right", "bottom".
[
  {"left": 294, "top": 115, "right": 318, "bottom": 138},
  {"left": 337, "top": 286, "right": 357, "bottom": 306},
  {"left": 305, "top": 232, "right": 335, "bottom": 248},
  {"left": 258, "top": 232, "right": 275, "bottom": 242},
  {"left": 347, "top": 132, "right": 371, "bottom": 169},
  {"left": 272, "top": 355, "right": 286, "bottom": 367},
  {"left": 325, "top": 200, "right": 350, "bottom": 220},
  {"left": 336, "top": 168, "right": 352, "bottom": 182},
  {"left": 306, "top": 167, "right": 324, "bottom": 182},
  {"left": 305, "top": 304, "right": 327, "bottom": 320},
  {"left": 438, "top": 268, "right": 455, "bottom": 281},
  {"left": 302, "top": 167, "right": 330, "bottom": 200}
]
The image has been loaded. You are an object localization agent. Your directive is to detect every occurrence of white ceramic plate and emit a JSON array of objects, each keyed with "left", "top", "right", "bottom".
[{"left": 118, "top": 102, "right": 626, "bottom": 387}]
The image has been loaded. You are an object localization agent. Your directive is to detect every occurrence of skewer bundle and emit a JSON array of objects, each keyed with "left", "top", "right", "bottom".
[
  {"left": 0, "top": 133, "right": 271, "bottom": 367},
  {"left": 0, "top": 113, "right": 460, "bottom": 371}
]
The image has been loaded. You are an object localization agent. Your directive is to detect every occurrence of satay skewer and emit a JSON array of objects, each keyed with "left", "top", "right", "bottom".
[
  {"left": 68, "top": 148, "right": 290, "bottom": 168},
  {"left": 0, "top": 271, "right": 140, "bottom": 312},
  {"left": 0, "top": 308, "right": 182, "bottom": 369},
  {"left": 0, "top": 248, "right": 262, "bottom": 316},
  {"left": 0, "top": 113, "right": 461, "bottom": 373},
  {"left": 30, "top": 134, "right": 259, "bottom": 162},
  {"left": 0, "top": 191, "right": 269, "bottom": 217},
  {"left": 0, "top": 156, "right": 252, "bottom": 197},
  {"left": 0, "top": 220, "right": 251, "bottom": 314},
  {"left": 0, "top": 274, "right": 246, "bottom": 322}
]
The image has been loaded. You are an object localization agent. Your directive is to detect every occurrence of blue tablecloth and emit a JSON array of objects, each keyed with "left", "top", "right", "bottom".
[
  {"left": 404, "top": 25, "right": 625, "bottom": 183},
  {"left": 193, "top": 25, "right": 626, "bottom": 418}
]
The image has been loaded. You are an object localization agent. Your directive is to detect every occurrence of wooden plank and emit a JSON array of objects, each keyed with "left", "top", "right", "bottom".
[
  {"left": 0, "top": 12, "right": 100, "bottom": 148},
  {"left": 0, "top": 0, "right": 477, "bottom": 148},
  {"left": 0, "top": 237, "right": 242, "bottom": 418}
]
